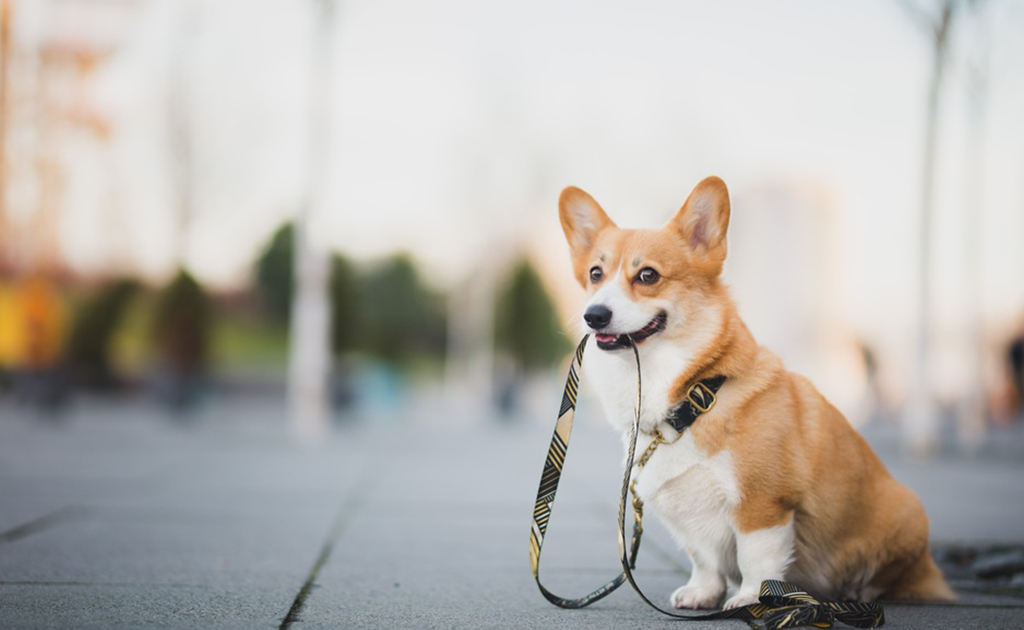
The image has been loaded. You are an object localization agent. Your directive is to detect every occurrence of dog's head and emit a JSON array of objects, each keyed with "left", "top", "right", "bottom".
[{"left": 558, "top": 177, "right": 731, "bottom": 351}]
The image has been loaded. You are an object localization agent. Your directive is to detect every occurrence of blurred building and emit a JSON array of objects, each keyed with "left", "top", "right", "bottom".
[
  {"left": 725, "top": 181, "right": 868, "bottom": 423},
  {"left": 0, "top": 0, "right": 137, "bottom": 276}
]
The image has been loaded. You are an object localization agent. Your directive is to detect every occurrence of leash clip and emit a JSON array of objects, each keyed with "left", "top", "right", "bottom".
[{"left": 686, "top": 381, "right": 717, "bottom": 414}]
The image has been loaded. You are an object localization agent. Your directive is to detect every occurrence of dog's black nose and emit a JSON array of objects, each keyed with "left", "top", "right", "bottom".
[{"left": 584, "top": 305, "right": 612, "bottom": 330}]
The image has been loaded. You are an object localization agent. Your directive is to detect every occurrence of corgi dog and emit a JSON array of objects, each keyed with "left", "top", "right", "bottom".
[{"left": 558, "top": 176, "right": 954, "bottom": 609}]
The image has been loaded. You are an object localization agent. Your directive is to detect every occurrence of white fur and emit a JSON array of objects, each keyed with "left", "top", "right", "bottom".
[
  {"left": 585, "top": 330, "right": 794, "bottom": 610},
  {"left": 672, "top": 564, "right": 727, "bottom": 609},
  {"left": 725, "top": 519, "right": 796, "bottom": 608},
  {"left": 651, "top": 441, "right": 740, "bottom": 609},
  {"left": 583, "top": 268, "right": 663, "bottom": 335},
  {"left": 584, "top": 335, "right": 694, "bottom": 434}
]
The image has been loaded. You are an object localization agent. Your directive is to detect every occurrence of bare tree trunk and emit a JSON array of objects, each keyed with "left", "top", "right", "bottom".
[
  {"left": 443, "top": 258, "right": 498, "bottom": 416},
  {"left": 959, "top": 12, "right": 990, "bottom": 451},
  {"left": 905, "top": 1, "right": 954, "bottom": 457},
  {"left": 288, "top": 0, "right": 335, "bottom": 440},
  {"left": 289, "top": 210, "right": 331, "bottom": 439},
  {"left": 168, "top": 0, "right": 199, "bottom": 272}
]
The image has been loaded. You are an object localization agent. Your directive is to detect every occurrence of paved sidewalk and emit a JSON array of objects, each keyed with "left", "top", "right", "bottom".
[{"left": 1, "top": 395, "right": 1023, "bottom": 629}]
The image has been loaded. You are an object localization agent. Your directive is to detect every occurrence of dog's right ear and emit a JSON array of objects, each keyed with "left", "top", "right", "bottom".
[
  {"left": 559, "top": 187, "right": 615, "bottom": 284},
  {"left": 670, "top": 176, "right": 730, "bottom": 275}
]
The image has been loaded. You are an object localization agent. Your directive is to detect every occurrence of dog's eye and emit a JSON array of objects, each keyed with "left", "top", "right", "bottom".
[
  {"left": 637, "top": 267, "right": 660, "bottom": 284},
  {"left": 589, "top": 267, "right": 604, "bottom": 283}
]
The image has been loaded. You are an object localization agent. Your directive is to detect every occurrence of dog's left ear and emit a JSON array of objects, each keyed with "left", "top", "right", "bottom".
[
  {"left": 559, "top": 186, "right": 615, "bottom": 284},
  {"left": 670, "top": 176, "right": 730, "bottom": 273}
]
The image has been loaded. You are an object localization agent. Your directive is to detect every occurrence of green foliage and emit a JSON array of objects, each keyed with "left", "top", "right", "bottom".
[
  {"left": 211, "top": 311, "right": 289, "bottom": 368},
  {"left": 67, "top": 278, "right": 140, "bottom": 385},
  {"left": 152, "top": 269, "right": 212, "bottom": 372},
  {"left": 330, "top": 254, "right": 359, "bottom": 356},
  {"left": 254, "top": 223, "right": 294, "bottom": 322},
  {"left": 495, "top": 259, "right": 569, "bottom": 371},
  {"left": 252, "top": 223, "right": 448, "bottom": 366},
  {"left": 356, "top": 254, "right": 446, "bottom": 365}
]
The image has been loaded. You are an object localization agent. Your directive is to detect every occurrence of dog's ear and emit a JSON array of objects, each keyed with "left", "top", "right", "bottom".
[
  {"left": 559, "top": 186, "right": 615, "bottom": 282},
  {"left": 670, "top": 176, "right": 730, "bottom": 273}
]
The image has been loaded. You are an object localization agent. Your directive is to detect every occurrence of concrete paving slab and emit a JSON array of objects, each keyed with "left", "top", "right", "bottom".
[
  {"left": 2, "top": 398, "right": 1023, "bottom": 629},
  {"left": 0, "top": 583, "right": 294, "bottom": 630},
  {"left": 0, "top": 506, "right": 330, "bottom": 585}
]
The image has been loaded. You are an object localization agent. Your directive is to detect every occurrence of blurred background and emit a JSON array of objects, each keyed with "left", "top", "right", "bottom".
[{"left": 0, "top": 0, "right": 1023, "bottom": 455}]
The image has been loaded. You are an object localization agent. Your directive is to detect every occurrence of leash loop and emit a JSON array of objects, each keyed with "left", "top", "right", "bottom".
[{"left": 528, "top": 335, "right": 639, "bottom": 608}]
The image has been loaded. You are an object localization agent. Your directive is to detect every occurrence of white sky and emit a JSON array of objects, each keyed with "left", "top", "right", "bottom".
[{"left": 22, "top": 0, "right": 1024, "bottom": 336}]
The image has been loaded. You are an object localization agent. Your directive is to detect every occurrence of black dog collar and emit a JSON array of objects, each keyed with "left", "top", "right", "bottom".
[{"left": 663, "top": 375, "right": 727, "bottom": 433}]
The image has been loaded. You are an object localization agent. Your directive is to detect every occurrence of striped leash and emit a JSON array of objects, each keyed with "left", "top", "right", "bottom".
[{"left": 529, "top": 335, "right": 885, "bottom": 629}]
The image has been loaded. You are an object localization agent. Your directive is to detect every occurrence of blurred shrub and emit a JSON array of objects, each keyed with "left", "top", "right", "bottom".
[
  {"left": 153, "top": 270, "right": 212, "bottom": 374},
  {"left": 66, "top": 278, "right": 140, "bottom": 387},
  {"left": 152, "top": 270, "right": 212, "bottom": 410},
  {"left": 255, "top": 223, "right": 446, "bottom": 367},
  {"left": 356, "top": 254, "right": 446, "bottom": 365},
  {"left": 255, "top": 224, "right": 360, "bottom": 354},
  {"left": 254, "top": 223, "right": 294, "bottom": 322},
  {"left": 330, "top": 253, "right": 359, "bottom": 356},
  {"left": 211, "top": 308, "right": 289, "bottom": 369},
  {"left": 495, "top": 259, "right": 569, "bottom": 372}
]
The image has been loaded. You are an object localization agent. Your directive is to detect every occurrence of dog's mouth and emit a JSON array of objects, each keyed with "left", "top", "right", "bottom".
[{"left": 594, "top": 312, "right": 667, "bottom": 351}]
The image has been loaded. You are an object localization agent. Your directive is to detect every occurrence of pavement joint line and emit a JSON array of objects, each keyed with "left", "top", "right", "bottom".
[
  {"left": 278, "top": 473, "right": 377, "bottom": 630},
  {"left": 0, "top": 506, "right": 91, "bottom": 547}
]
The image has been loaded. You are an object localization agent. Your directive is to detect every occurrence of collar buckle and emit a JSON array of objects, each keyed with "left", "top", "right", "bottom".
[{"left": 686, "top": 381, "right": 717, "bottom": 414}]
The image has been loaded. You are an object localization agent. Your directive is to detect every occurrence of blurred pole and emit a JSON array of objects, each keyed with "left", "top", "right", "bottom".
[
  {"left": 901, "top": 0, "right": 956, "bottom": 457},
  {"left": 959, "top": 10, "right": 990, "bottom": 451},
  {"left": 443, "top": 265, "right": 496, "bottom": 415},
  {"left": 288, "top": 0, "right": 334, "bottom": 440},
  {"left": 443, "top": 153, "right": 499, "bottom": 416},
  {"left": 0, "top": 0, "right": 11, "bottom": 270}
]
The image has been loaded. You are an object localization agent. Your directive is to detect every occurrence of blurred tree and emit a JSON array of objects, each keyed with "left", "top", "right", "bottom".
[
  {"left": 66, "top": 278, "right": 140, "bottom": 388},
  {"left": 152, "top": 269, "right": 212, "bottom": 410},
  {"left": 255, "top": 223, "right": 358, "bottom": 356},
  {"left": 330, "top": 253, "right": 359, "bottom": 356},
  {"left": 898, "top": 0, "right": 986, "bottom": 455},
  {"left": 153, "top": 270, "right": 211, "bottom": 374},
  {"left": 494, "top": 258, "right": 568, "bottom": 372},
  {"left": 329, "top": 253, "right": 359, "bottom": 410},
  {"left": 959, "top": 2, "right": 992, "bottom": 450},
  {"left": 254, "top": 222, "right": 294, "bottom": 322},
  {"left": 357, "top": 254, "right": 446, "bottom": 365},
  {"left": 254, "top": 227, "right": 446, "bottom": 366}
]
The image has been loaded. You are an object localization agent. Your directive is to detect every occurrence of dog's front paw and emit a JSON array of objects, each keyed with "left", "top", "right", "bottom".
[
  {"left": 723, "top": 589, "right": 760, "bottom": 610},
  {"left": 670, "top": 584, "right": 725, "bottom": 610}
]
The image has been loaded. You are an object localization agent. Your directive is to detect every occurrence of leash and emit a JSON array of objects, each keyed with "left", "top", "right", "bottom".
[
  {"left": 529, "top": 335, "right": 886, "bottom": 629},
  {"left": 528, "top": 337, "right": 638, "bottom": 608}
]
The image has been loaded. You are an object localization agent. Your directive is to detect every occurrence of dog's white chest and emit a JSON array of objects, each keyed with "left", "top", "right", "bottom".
[
  {"left": 584, "top": 338, "right": 741, "bottom": 579},
  {"left": 633, "top": 431, "right": 740, "bottom": 524}
]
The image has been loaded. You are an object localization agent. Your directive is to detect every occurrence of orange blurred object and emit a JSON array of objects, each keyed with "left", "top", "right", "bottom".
[{"left": 0, "top": 274, "right": 67, "bottom": 371}]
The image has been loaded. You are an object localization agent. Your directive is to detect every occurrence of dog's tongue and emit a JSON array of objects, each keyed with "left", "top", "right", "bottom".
[{"left": 596, "top": 334, "right": 617, "bottom": 343}]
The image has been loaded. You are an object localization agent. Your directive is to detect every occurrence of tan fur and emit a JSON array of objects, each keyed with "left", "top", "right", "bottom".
[{"left": 559, "top": 177, "right": 954, "bottom": 602}]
